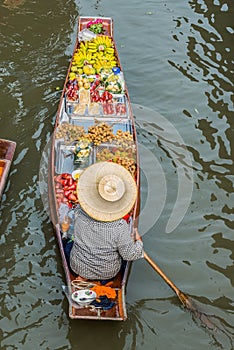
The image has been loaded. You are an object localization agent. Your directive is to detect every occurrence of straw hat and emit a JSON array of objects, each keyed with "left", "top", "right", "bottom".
[{"left": 77, "top": 161, "right": 137, "bottom": 221}]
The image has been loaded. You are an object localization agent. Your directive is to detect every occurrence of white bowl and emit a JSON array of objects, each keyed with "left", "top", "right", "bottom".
[
  {"left": 72, "top": 169, "right": 84, "bottom": 180},
  {"left": 71, "top": 289, "right": 97, "bottom": 306}
]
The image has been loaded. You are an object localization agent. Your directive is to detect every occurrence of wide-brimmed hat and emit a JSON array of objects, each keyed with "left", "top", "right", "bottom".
[{"left": 77, "top": 161, "right": 137, "bottom": 221}]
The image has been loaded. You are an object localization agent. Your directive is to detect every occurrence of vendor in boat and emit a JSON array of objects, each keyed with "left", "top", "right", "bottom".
[{"left": 69, "top": 161, "right": 143, "bottom": 281}]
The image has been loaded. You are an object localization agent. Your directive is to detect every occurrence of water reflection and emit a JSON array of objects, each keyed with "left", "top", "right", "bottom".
[
  {"left": 207, "top": 232, "right": 234, "bottom": 287},
  {"left": 133, "top": 104, "right": 194, "bottom": 234},
  {"left": 0, "top": 193, "right": 69, "bottom": 349},
  {"left": 170, "top": 1, "right": 233, "bottom": 152},
  {"left": 169, "top": 1, "right": 233, "bottom": 252},
  {"left": 129, "top": 298, "right": 234, "bottom": 350}
]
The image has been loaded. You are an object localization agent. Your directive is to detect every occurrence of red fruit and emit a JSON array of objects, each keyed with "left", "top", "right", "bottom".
[
  {"left": 68, "top": 193, "right": 78, "bottom": 202},
  {"left": 61, "top": 179, "right": 68, "bottom": 186},
  {"left": 62, "top": 173, "right": 72, "bottom": 179},
  {"left": 56, "top": 188, "right": 64, "bottom": 194},
  {"left": 67, "top": 183, "right": 76, "bottom": 190},
  {"left": 54, "top": 175, "right": 62, "bottom": 182},
  {"left": 62, "top": 197, "right": 69, "bottom": 203},
  {"left": 64, "top": 190, "right": 71, "bottom": 198}
]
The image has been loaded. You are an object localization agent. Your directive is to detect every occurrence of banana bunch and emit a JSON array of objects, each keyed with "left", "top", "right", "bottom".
[
  {"left": 93, "top": 57, "right": 118, "bottom": 73},
  {"left": 69, "top": 35, "right": 119, "bottom": 77},
  {"left": 72, "top": 50, "right": 95, "bottom": 68},
  {"left": 79, "top": 41, "right": 89, "bottom": 53},
  {"left": 87, "top": 36, "right": 114, "bottom": 54}
]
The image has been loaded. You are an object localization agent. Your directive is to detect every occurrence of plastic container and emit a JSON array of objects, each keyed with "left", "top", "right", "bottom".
[
  {"left": 112, "top": 67, "right": 125, "bottom": 91},
  {"left": 71, "top": 289, "right": 97, "bottom": 306}
]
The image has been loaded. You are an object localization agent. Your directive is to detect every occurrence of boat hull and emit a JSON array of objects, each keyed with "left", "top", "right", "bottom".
[
  {"left": 48, "top": 16, "right": 140, "bottom": 320},
  {"left": 0, "top": 139, "right": 16, "bottom": 200}
]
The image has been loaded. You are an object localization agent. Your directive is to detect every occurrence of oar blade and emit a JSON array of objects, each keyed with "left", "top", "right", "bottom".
[{"left": 178, "top": 292, "right": 220, "bottom": 331}]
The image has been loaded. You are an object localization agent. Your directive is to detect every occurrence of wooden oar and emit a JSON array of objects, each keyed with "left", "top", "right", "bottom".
[
  {"left": 143, "top": 251, "right": 219, "bottom": 330},
  {"left": 144, "top": 251, "right": 190, "bottom": 308}
]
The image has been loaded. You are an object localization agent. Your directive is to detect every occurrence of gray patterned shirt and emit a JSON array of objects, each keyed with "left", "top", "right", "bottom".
[{"left": 70, "top": 207, "right": 143, "bottom": 279}]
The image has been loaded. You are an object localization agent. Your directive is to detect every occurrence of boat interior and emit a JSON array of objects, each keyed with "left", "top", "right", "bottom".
[{"left": 51, "top": 16, "right": 138, "bottom": 320}]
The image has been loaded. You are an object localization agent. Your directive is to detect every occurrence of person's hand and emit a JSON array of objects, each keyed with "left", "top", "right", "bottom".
[
  {"left": 135, "top": 230, "right": 142, "bottom": 241},
  {"left": 132, "top": 228, "right": 142, "bottom": 241}
]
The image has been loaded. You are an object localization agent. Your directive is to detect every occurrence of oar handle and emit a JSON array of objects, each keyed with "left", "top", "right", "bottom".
[
  {"left": 143, "top": 251, "right": 181, "bottom": 296},
  {"left": 136, "top": 228, "right": 188, "bottom": 306}
]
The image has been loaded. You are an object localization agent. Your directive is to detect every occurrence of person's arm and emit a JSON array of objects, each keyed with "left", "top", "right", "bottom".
[
  {"left": 117, "top": 220, "right": 143, "bottom": 261},
  {"left": 134, "top": 228, "right": 142, "bottom": 241}
]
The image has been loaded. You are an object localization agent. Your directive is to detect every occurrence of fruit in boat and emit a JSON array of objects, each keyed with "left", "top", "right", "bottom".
[
  {"left": 88, "top": 36, "right": 114, "bottom": 53},
  {"left": 76, "top": 76, "right": 91, "bottom": 89},
  {"left": 69, "top": 72, "right": 77, "bottom": 81},
  {"left": 54, "top": 173, "right": 78, "bottom": 207},
  {"left": 87, "top": 122, "right": 114, "bottom": 145},
  {"left": 83, "top": 65, "right": 96, "bottom": 75},
  {"left": 66, "top": 80, "right": 79, "bottom": 101},
  {"left": 69, "top": 36, "right": 118, "bottom": 78},
  {"left": 96, "top": 147, "right": 136, "bottom": 176}
]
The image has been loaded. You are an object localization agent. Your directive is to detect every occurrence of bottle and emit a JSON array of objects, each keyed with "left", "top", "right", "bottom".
[
  {"left": 118, "top": 71, "right": 125, "bottom": 92},
  {"left": 112, "top": 67, "right": 125, "bottom": 92},
  {"left": 61, "top": 215, "right": 70, "bottom": 240}
]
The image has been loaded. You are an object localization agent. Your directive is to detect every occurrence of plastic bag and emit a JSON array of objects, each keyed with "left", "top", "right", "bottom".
[{"left": 78, "top": 28, "right": 97, "bottom": 42}]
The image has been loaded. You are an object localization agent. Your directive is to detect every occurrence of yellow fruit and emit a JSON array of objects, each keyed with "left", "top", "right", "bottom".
[
  {"left": 83, "top": 66, "right": 91, "bottom": 75},
  {"left": 71, "top": 66, "right": 78, "bottom": 72},
  {"left": 106, "top": 48, "right": 114, "bottom": 54},
  {"left": 69, "top": 36, "right": 117, "bottom": 78},
  {"left": 84, "top": 82, "right": 90, "bottom": 89},
  {"left": 69, "top": 72, "right": 76, "bottom": 80}
]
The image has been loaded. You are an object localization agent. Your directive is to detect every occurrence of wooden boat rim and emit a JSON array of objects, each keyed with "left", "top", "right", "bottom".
[{"left": 0, "top": 139, "right": 16, "bottom": 200}]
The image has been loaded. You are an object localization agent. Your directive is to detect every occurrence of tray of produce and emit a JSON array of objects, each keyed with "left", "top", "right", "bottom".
[
  {"left": 55, "top": 139, "right": 94, "bottom": 174},
  {"left": 94, "top": 141, "right": 137, "bottom": 177},
  {"left": 66, "top": 93, "right": 128, "bottom": 118},
  {"left": 65, "top": 62, "right": 128, "bottom": 118}
]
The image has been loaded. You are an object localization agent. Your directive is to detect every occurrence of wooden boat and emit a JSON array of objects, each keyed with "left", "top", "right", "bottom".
[
  {"left": 48, "top": 16, "right": 140, "bottom": 320},
  {"left": 0, "top": 139, "right": 16, "bottom": 200}
]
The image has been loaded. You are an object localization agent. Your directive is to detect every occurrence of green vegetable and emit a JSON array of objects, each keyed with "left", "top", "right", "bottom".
[{"left": 89, "top": 23, "right": 104, "bottom": 34}]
